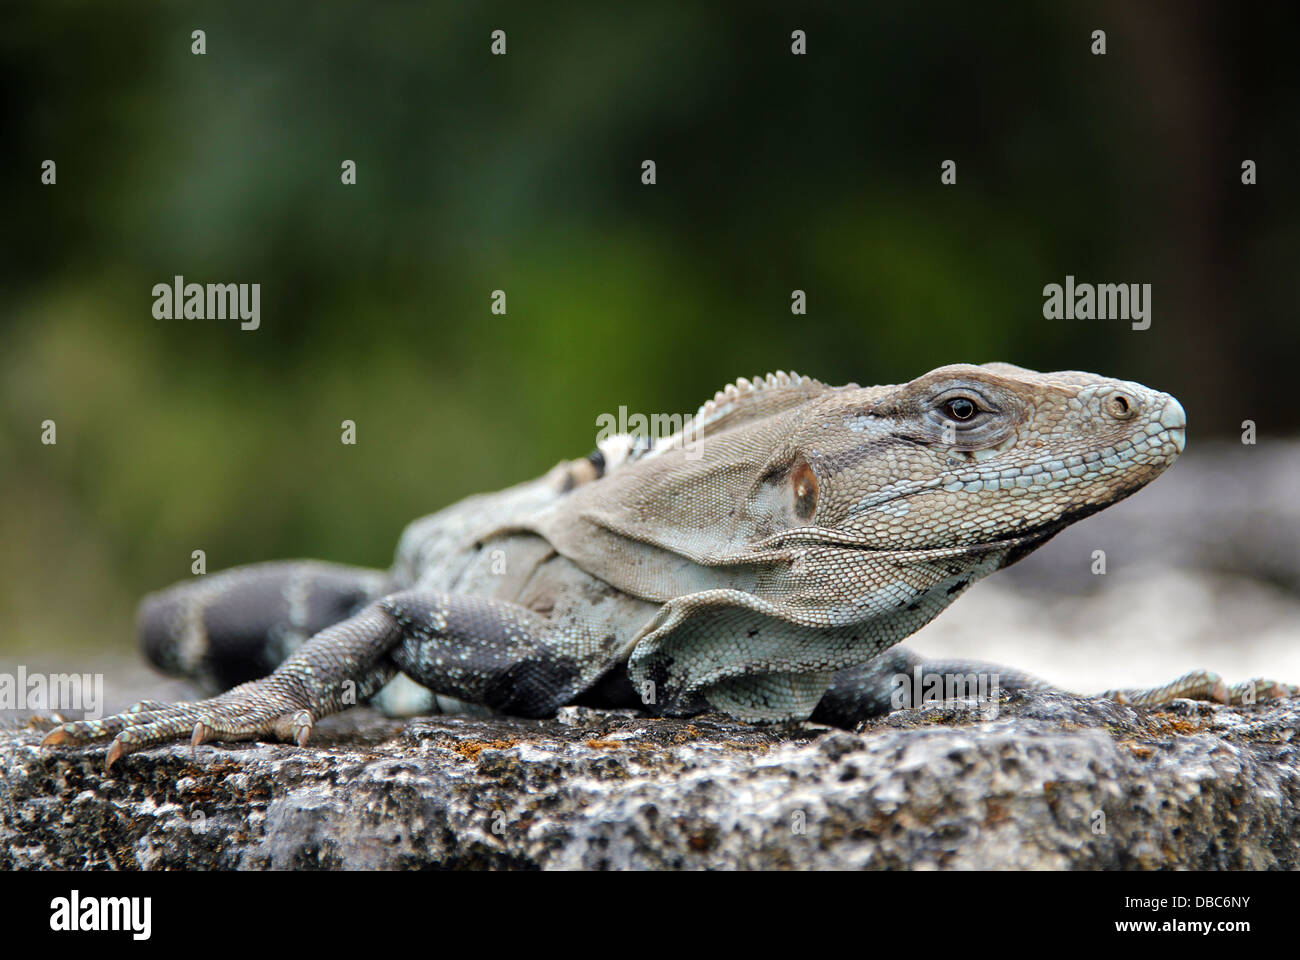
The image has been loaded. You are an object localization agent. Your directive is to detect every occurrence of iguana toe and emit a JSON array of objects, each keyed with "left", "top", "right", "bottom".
[
  {"left": 41, "top": 678, "right": 318, "bottom": 770},
  {"left": 287, "top": 710, "right": 314, "bottom": 747}
]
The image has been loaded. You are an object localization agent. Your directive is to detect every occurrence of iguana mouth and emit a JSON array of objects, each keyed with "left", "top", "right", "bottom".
[
  {"left": 754, "top": 528, "right": 1045, "bottom": 560},
  {"left": 759, "top": 493, "right": 1121, "bottom": 559}
]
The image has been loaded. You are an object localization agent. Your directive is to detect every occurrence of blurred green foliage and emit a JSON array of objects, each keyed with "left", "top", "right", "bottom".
[{"left": 2, "top": 1, "right": 1297, "bottom": 652}]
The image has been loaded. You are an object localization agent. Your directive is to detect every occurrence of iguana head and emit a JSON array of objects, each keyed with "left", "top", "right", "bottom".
[{"left": 753, "top": 362, "right": 1186, "bottom": 560}]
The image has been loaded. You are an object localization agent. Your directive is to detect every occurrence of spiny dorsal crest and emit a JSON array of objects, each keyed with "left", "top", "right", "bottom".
[
  {"left": 600, "top": 372, "right": 834, "bottom": 472},
  {"left": 691, "top": 371, "right": 831, "bottom": 436}
]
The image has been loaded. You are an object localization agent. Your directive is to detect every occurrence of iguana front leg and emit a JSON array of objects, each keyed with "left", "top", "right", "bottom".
[{"left": 43, "top": 590, "right": 603, "bottom": 769}]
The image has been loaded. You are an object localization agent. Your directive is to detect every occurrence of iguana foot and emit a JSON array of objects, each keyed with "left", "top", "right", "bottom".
[
  {"left": 1097, "top": 670, "right": 1299, "bottom": 708},
  {"left": 41, "top": 676, "right": 316, "bottom": 771},
  {"left": 44, "top": 603, "right": 405, "bottom": 770}
]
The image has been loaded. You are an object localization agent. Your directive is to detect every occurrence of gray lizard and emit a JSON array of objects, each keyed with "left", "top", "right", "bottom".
[{"left": 42, "top": 363, "right": 1293, "bottom": 769}]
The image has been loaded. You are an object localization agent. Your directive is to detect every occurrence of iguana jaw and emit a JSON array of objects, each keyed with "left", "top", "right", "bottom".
[
  {"left": 757, "top": 450, "right": 1177, "bottom": 557},
  {"left": 750, "top": 521, "right": 1057, "bottom": 565}
]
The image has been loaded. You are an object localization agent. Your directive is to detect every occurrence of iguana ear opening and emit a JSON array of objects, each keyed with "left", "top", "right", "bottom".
[{"left": 791, "top": 461, "right": 818, "bottom": 522}]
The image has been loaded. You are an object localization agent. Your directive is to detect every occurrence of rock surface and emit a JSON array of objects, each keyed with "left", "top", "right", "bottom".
[{"left": 4, "top": 691, "right": 1299, "bottom": 870}]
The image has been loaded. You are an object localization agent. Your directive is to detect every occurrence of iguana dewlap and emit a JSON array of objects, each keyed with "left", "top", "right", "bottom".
[{"left": 43, "top": 363, "right": 1292, "bottom": 770}]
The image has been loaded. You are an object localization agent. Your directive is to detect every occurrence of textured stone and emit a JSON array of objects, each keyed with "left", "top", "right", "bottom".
[{"left": 4, "top": 691, "right": 1298, "bottom": 870}]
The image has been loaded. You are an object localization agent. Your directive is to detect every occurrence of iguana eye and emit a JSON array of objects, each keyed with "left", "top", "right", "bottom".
[
  {"left": 791, "top": 462, "right": 818, "bottom": 521},
  {"left": 944, "top": 397, "right": 978, "bottom": 421}
]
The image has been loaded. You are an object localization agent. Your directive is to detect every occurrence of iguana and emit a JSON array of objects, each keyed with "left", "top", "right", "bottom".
[{"left": 41, "top": 363, "right": 1293, "bottom": 770}]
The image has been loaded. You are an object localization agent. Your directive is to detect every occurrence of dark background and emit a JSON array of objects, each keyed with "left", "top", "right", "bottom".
[{"left": 2, "top": 1, "right": 1297, "bottom": 655}]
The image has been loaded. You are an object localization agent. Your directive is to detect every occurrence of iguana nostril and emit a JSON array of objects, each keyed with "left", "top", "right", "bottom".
[{"left": 1159, "top": 397, "right": 1186, "bottom": 431}]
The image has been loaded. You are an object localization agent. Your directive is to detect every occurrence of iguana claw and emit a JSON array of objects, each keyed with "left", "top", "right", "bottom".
[
  {"left": 105, "top": 738, "right": 126, "bottom": 772},
  {"left": 191, "top": 720, "right": 208, "bottom": 756}
]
